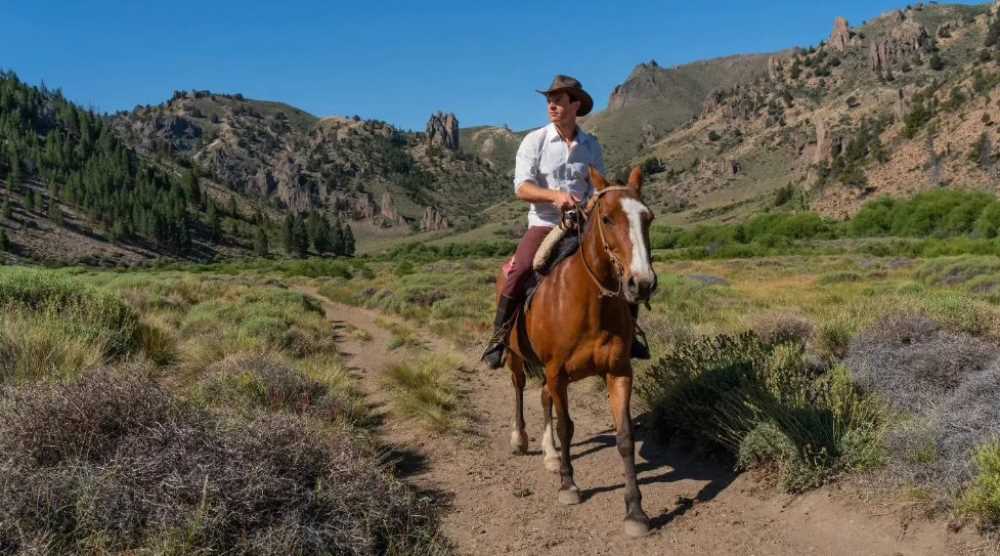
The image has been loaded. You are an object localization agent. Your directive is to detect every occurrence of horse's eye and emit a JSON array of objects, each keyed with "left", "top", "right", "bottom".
[{"left": 602, "top": 215, "right": 612, "bottom": 225}]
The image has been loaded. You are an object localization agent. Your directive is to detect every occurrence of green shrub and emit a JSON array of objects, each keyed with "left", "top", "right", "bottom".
[
  {"left": 961, "top": 441, "right": 1000, "bottom": 526},
  {"left": 638, "top": 333, "right": 882, "bottom": 492}
]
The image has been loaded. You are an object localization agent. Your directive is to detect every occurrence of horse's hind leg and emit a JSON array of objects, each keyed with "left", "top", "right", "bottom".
[
  {"left": 607, "top": 372, "right": 650, "bottom": 537},
  {"left": 540, "top": 384, "right": 559, "bottom": 472},
  {"left": 549, "top": 372, "right": 580, "bottom": 505},
  {"left": 508, "top": 354, "right": 528, "bottom": 454}
]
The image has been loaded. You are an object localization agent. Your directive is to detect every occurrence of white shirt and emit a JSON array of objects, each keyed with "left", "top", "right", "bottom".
[{"left": 513, "top": 122, "right": 606, "bottom": 228}]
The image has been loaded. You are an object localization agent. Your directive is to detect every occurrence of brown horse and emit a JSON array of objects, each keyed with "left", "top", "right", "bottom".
[{"left": 495, "top": 166, "right": 657, "bottom": 538}]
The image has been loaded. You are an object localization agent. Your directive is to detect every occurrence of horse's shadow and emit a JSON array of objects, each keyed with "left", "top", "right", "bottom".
[{"left": 571, "top": 412, "right": 737, "bottom": 532}]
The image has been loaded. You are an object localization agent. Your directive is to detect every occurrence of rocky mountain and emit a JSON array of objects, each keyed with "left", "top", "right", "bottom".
[
  {"left": 621, "top": 1, "right": 1000, "bottom": 224},
  {"left": 112, "top": 93, "right": 507, "bottom": 237},
  {"left": 583, "top": 55, "right": 775, "bottom": 168}
]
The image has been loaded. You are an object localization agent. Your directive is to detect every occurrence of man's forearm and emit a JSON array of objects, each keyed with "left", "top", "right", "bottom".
[{"left": 515, "top": 181, "right": 558, "bottom": 204}]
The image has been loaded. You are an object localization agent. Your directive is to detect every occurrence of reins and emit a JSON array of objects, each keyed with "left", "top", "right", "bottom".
[{"left": 572, "top": 186, "right": 633, "bottom": 299}]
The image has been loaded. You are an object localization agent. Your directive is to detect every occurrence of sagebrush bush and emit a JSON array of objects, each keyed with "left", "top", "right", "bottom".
[
  {"left": 638, "top": 333, "right": 882, "bottom": 491},
  {"left": 196, "top": 353, "right": 354, "bottom": 421},
  {"left": 0, "top": 370, "right": 446, "bottom": 555},
  {"left": 845, "top": 313, "right": 998, "bottom": 414}
]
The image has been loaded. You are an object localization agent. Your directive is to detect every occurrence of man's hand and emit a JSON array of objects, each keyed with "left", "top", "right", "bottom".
[{"left": 552, "top": 191, "right": 580, "bottom": 211}]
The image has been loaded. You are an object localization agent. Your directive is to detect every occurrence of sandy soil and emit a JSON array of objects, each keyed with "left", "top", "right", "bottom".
[{"left": 296, "top": 285, "right": 992, "bottom": 556}]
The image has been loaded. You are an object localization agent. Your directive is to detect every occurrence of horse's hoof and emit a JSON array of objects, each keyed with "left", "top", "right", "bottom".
[
  {"left": 543, "top": 456, "right": 561, "bottom": 473},
  {"left": 509, "top": 431, "right": 528, "bottom": 454},
  {"left": 558, "top": 487, "right": 581, "bottom": 505},
  {"left": 623, "top": 518, "right": 650, "bottom": 538}
]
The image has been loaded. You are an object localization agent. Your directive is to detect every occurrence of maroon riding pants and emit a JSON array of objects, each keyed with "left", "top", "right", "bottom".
[{"left": 500, "top": 225, "right": 552, "bottom": 299}]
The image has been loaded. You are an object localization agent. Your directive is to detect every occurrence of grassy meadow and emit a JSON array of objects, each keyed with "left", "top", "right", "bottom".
[{"left": 3, "top": 205, "right": 1000, "bottom": 549}]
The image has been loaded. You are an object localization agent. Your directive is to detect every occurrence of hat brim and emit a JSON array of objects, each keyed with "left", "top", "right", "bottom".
[{"left": 537, "top": 87, "right": 594, "bottom": 117}]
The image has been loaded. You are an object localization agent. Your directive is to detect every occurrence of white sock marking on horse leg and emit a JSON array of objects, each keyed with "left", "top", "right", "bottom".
[
  {"left": 620, "top": 198, "right": 654, "bottom": 283},
  {"left": 542, "top": 422, "right": 560, "bottom": 471}
]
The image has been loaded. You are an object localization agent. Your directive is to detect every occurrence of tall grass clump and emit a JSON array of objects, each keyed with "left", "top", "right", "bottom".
[
  {"left": 961, "top": 441, "right": 1000, "bottom": 527},
  {"left": 195, "top": 353, "right": 360, "bottom": 422},
  {"left": 0, "top": 369, "right": 448, "bottom": 555},
  {"left": 383, "top": 354, "right": 464, "bottom": 433},
  {"left": 638, "top": 332, "right": 883, "bottom": 491},
  {"left": 178, "top": 286, "right": 336, "bottom": 369},
  {"left": 0, "top": 268, "right": 142, "bottom": 383}
]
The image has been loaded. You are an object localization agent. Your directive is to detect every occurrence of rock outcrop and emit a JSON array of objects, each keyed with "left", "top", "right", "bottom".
[
  {"left": 379, "top": 192, "right": 402, "bottom": 225},
  {"left": 420, "top": 206, "right": 449, "bottom": 231},
  {"left": 828, "top": 17, "right": 853, "bottom": 52},
  {"left": 426, "top": 112, "right": 459, "bottom": 151},
  {"left": 869, "top": 21, "right": 930, "bottom": 73},
  {"left": 813, "top": 119, "right": 843, "bottom": 165}
]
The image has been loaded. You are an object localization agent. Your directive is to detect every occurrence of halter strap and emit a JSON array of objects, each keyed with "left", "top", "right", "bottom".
[{"left": 574, "top": 186, "right": 633, "bottom": 299}]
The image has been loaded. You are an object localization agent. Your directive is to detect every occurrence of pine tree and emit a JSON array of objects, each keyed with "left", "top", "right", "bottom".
[
  {"left": 24, "top": 189, "right": 34, "bottom": 212},
  {"left": 183, "top": 168, "right": 202, "bottom": 209},
  {"left": 307, "top": 212, "right": 333, "bottom": 253},
  {"left": 282, "top": 214, "right": 296, "bottom": 254},
  {"left": 0, "top": 230, "right": 9, "bottom": 252},
  {"left": 254, "top": 226, "right": 269, "bottom": 257},
  {"left": 228, "top": 196, "right": 238, "bottom": 218},
  {"left": 329, "top": 218, "right": 343, "bottom": 255},
  {"left": 341, "top": 221, "right": 355, "bottom": 256},
  {"left": 2, "top": 198, "right": 11, "bottom": 220},
  {"left": 292, "top": 214, "right": 309, "bottom": 258},
  {"left": 32, "top": 191, "right": 42, "bottom": 214}
]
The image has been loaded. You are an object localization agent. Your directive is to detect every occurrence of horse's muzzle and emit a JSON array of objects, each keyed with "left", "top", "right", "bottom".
[{"left": 626, "top": 272, "right": 657, "bottom": 304}]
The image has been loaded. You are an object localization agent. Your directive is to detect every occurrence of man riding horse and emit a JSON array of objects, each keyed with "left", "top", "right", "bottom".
[{"left": 481, "top": 75, "right": 650, "bottom": 369}]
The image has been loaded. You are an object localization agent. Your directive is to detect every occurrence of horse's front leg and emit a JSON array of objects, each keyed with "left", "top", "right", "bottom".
[
  {"left": 548, "top": 371, "right": 580, "bottom": 505},
  {"left": 540, "top": 384, "right": 560, "bottom": 472},
  {"left": 607, "top": 372, "right": 650, "bottom": 537}
]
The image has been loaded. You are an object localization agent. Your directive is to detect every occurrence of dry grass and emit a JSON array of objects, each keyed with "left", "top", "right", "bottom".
[
  {"left": 0, "top": 369, "right": 448, "bottom": 555},
  {"left": 382, "top": 353, "right": 464, "bottom": 433},
  {"left": 0, "top": 267, "right": 450, "bottom": 554}
]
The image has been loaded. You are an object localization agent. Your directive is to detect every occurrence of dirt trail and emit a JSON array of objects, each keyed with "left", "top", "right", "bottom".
[{"left": 296, "top": 286, "right": 989, "bottom": 556}]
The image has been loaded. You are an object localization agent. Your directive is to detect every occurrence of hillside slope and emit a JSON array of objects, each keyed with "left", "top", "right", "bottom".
[
  {"left": 112, "top": 95, "right": 508, "bottom": 238},
  {"left": 628, "top": 2, "right": 1000, "bottom": 224}
]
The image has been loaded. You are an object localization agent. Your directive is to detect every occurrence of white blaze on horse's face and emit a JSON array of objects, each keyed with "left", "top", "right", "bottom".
[{"left": 620, "top": 197, "right": 656, "bottom": 301}]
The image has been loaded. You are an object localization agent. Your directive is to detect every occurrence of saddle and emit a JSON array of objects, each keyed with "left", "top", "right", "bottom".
[{"left": 524, "top": 229, "right": 580, "bottom": 312}]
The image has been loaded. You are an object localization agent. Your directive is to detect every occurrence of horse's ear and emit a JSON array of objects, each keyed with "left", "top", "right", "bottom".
[
  {"left": 627, "top": 166, "right": 643, "bottom": 194},
  {"left": 589, "top": 165, "right": 609, "bottom": 191}
]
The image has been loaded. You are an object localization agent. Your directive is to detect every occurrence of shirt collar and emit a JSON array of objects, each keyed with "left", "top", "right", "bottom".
[{"left": 546, "top": 122, "right": 589, "bottom": 144}]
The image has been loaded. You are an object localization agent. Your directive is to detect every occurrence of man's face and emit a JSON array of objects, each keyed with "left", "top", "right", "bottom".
[{"left": 546, "top": 91, "right": 580, "bottom": 125}]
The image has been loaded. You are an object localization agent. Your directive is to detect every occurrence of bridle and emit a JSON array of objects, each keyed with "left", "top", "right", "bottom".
[{"left": 570, "top": 185, "right": 635, "bottom": 299}]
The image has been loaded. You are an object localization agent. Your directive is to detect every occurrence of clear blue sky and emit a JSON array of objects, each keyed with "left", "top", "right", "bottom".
[{"left": 1, "top": 1, "right": 985, "bottom": 131}]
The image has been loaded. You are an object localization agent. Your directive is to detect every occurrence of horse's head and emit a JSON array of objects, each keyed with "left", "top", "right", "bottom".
[{"left": 587, "top": 167, "right": 657, "bottom": 304}]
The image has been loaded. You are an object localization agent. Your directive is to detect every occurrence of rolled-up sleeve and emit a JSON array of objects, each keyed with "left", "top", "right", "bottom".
[{"left": 513, "top": 133, "right": 540, "bottom": 193}]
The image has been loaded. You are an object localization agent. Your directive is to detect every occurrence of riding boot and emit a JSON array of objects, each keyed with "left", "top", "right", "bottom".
[
  {"left": 482, "top": 295, "right": 519, "bottom": 369},
  {"left": 629, "top": 303, "right": 651, "bottom": 360}
]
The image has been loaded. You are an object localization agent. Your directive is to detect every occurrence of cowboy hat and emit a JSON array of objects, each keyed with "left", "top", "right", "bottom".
[{"left": 537, "top": 75, "right": 594, "bottom": 117}]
